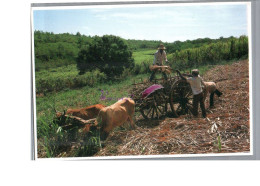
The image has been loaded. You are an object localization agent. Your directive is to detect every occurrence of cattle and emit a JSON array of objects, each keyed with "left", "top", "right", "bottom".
[
  {"left": 88, "top": 98, "right": 135, "bottom": 140},
  {"left": 56, "top": 104, "right": 106, "bottom": 120},
  {"left": 203, "top": 82, "right": 222, "bottom": 107}
]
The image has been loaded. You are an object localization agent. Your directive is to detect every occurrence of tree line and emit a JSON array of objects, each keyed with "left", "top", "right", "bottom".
[
  {"left": 168, "top": 35, "right": 248, "bottom": 71},
  {"left": 34, "top": 31, "right": 248, "bottom": 76}
]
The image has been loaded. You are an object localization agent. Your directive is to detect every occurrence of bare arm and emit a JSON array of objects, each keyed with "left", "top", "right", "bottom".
[{"left": 201, "top": 78, "right": 206, "bottom": 87}]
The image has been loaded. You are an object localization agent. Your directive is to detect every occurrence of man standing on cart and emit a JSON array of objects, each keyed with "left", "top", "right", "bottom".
[{"left": 149, "top": 44, "right": 168, "bottom": 82}]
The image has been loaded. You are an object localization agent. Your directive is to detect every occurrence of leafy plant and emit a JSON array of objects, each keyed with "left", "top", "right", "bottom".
[{"left": 76, "top": 35, "right": 134, "bottom": 79}]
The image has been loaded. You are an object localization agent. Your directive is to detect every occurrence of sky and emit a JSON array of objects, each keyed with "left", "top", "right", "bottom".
[{"left": 33, "top": 3, "right": 249, "bottom": 42}]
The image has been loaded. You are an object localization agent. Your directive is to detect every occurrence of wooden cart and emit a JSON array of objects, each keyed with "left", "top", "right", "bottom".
[{"left": 131, "top": 69, "right": 193, "bottom": 119}]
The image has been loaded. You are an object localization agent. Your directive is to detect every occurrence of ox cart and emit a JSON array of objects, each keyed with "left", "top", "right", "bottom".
[{"left": 130, "top": 66, "right": 193, "bottom": 119}]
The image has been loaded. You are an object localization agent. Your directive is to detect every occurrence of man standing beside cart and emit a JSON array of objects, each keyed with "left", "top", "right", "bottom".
[
  {"left": 149, "top": 44, "right": 169, "bottom": 82},
  {"left": 176, "top": 69, "right": 207, "bottom": 118}
]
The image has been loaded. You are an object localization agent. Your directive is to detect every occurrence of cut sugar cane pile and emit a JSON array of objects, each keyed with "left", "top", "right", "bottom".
[{"left": 95, "top": 60, "right": 250, "bottom": 156}]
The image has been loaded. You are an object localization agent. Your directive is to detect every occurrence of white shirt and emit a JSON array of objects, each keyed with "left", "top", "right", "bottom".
[
  {"left": 153, "top": 50, "right": 167, "bottom": 65},
  {"left": 186, "top": 76, "right": 205, "bottom": 95}
]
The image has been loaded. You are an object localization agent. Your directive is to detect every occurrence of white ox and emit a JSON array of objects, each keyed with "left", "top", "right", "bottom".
[{"left": 203, "top": 81, "right": 222, "bottom": 107}]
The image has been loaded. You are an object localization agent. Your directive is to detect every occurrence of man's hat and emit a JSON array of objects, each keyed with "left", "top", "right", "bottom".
[
  {"left": 191, "top": 69, "right": 199, "bottom": 75},
  {"left": 158, "top": 44, "right": 166, "bottom": 50}
]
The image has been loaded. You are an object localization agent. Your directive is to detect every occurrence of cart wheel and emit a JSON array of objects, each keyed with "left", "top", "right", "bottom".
[
  {"left": 140, "top": 90, "right": 167, "bottom": 120},
  {"left": 169, "top": 79, "right": 193, "bottom": 117}
]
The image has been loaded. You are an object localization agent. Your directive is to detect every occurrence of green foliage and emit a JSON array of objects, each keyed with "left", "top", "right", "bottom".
[
  {"left": 217, "top": 135, "right": 222, "bottom": 152},
  {"left": 125, "top": 39, "right": 161, "bottom": 50},
  {"left": 165, "top": 37, "right": 232, "bottom": 53},
  {"left": 34, "top": 31, "right": 248, "bottom": 94},
  {"left": 34, "top": 31, "right": 248, "bottom": 75},
  {"left": 37, "top": 116, "right": 71, "bottom": 158},
  {"left": 168, "top": 35, "right": 248, "bottom": 71},
  {"left": 76, "top": 35, "right": 134, "bottom": 79},
  {"left": 34, "top": 31, "right": 92, "bottom": 71},
  {"left": 37, "top": 104, "right": 103, "bottom": 158},
  {"left": 35, "top": 65, "right": 106, "bottom": 94},
  {"left": 74, "top": 127, "right": 102, "bottom": 157}
]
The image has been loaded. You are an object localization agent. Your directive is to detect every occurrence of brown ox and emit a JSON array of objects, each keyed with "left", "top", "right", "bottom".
[
  {"left": 203, "top": 82, "right": 222, "bottom": 107},
  {"left": 56, "top": 104, "right": 106, "bottom": 120},
  {"left": 87, "top": 98, "right": 135, "bottom": 140}
]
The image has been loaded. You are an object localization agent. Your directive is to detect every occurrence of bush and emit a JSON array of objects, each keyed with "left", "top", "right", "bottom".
[{"left": 76, "top": 35, "right": 134, "bottom": 79}]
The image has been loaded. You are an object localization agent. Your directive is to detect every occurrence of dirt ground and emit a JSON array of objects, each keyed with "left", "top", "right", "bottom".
[{"left": 95, "top": 60, "right": 250, "bottom": 157}]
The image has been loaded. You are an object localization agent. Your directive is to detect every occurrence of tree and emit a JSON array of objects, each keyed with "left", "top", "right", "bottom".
[{"left": 76, "top": 35, "right": 134, "bottom": 78}]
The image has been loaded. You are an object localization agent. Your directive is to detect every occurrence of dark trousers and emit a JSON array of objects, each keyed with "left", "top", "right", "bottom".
[
  {"left": 210, "top": 93, "right": 214, "bottom": 107},
  {"left": 149, "top": 71, "right": 168, "bottom": 82},
  {"left": 191, "top": 92, "right": 207, "bottom": 118},
  {"left": 210, "top": 89, "right": 222, "bottom": 107}
]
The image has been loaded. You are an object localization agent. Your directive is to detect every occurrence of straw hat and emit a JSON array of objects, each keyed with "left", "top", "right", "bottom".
[{"left": 158, "top": 44, "right": 166, "bottom": 50}]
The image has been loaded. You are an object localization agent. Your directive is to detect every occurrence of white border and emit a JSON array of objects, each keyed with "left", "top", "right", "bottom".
[
  {"left": 247, "top": 2, "right": 253, "bottom": 156},
  {"left": 31, "top": 7, "right": 38, "bottom": 160},
  {"left": 32, "top": 1, "right": 250, "bottom": 9},
  {"left": 31, "top": 1, "right": 253, "bottom": 160}
]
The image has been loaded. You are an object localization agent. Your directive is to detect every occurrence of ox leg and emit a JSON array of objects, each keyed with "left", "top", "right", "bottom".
[
  {"left": 210, "top": 92, "right": 215, "bottom": 108},
  {"left": 100, "top": 131, "right": 109, "bottom": 141},
  {"left": 128, "top": 115, "right": 135, "bottom": 130}
]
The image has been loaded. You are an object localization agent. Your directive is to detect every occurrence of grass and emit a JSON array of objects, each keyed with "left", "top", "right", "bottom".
[
  {"left": 36, "top": 72, "right": 151, "bottom": 158},
  {"left": 36, "top": 72, "right": 150, "bottom": 136},
  {"left": 35, "top": 64, "right": 107, "bottom": 94},
  {"left": 132, "top": 49, "right": 155, "bottom": 64},
  {"left": 35, "top": 50, "right": 154, "bottom": 94},
  {"left": 217, "top": 135, "right": 222, "bottom": 152}
]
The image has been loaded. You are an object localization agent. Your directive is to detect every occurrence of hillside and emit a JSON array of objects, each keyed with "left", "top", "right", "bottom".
[{"left": 95, "top": 60, "right": 250, "bottom": 156}]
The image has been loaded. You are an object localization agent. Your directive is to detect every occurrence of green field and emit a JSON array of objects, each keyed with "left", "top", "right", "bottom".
[
  {"left": 35, "top": 50, "right": 155, "bottom": 94},
  {"left": 132, "top": 49, "right": 155, "bottom": 64}
]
